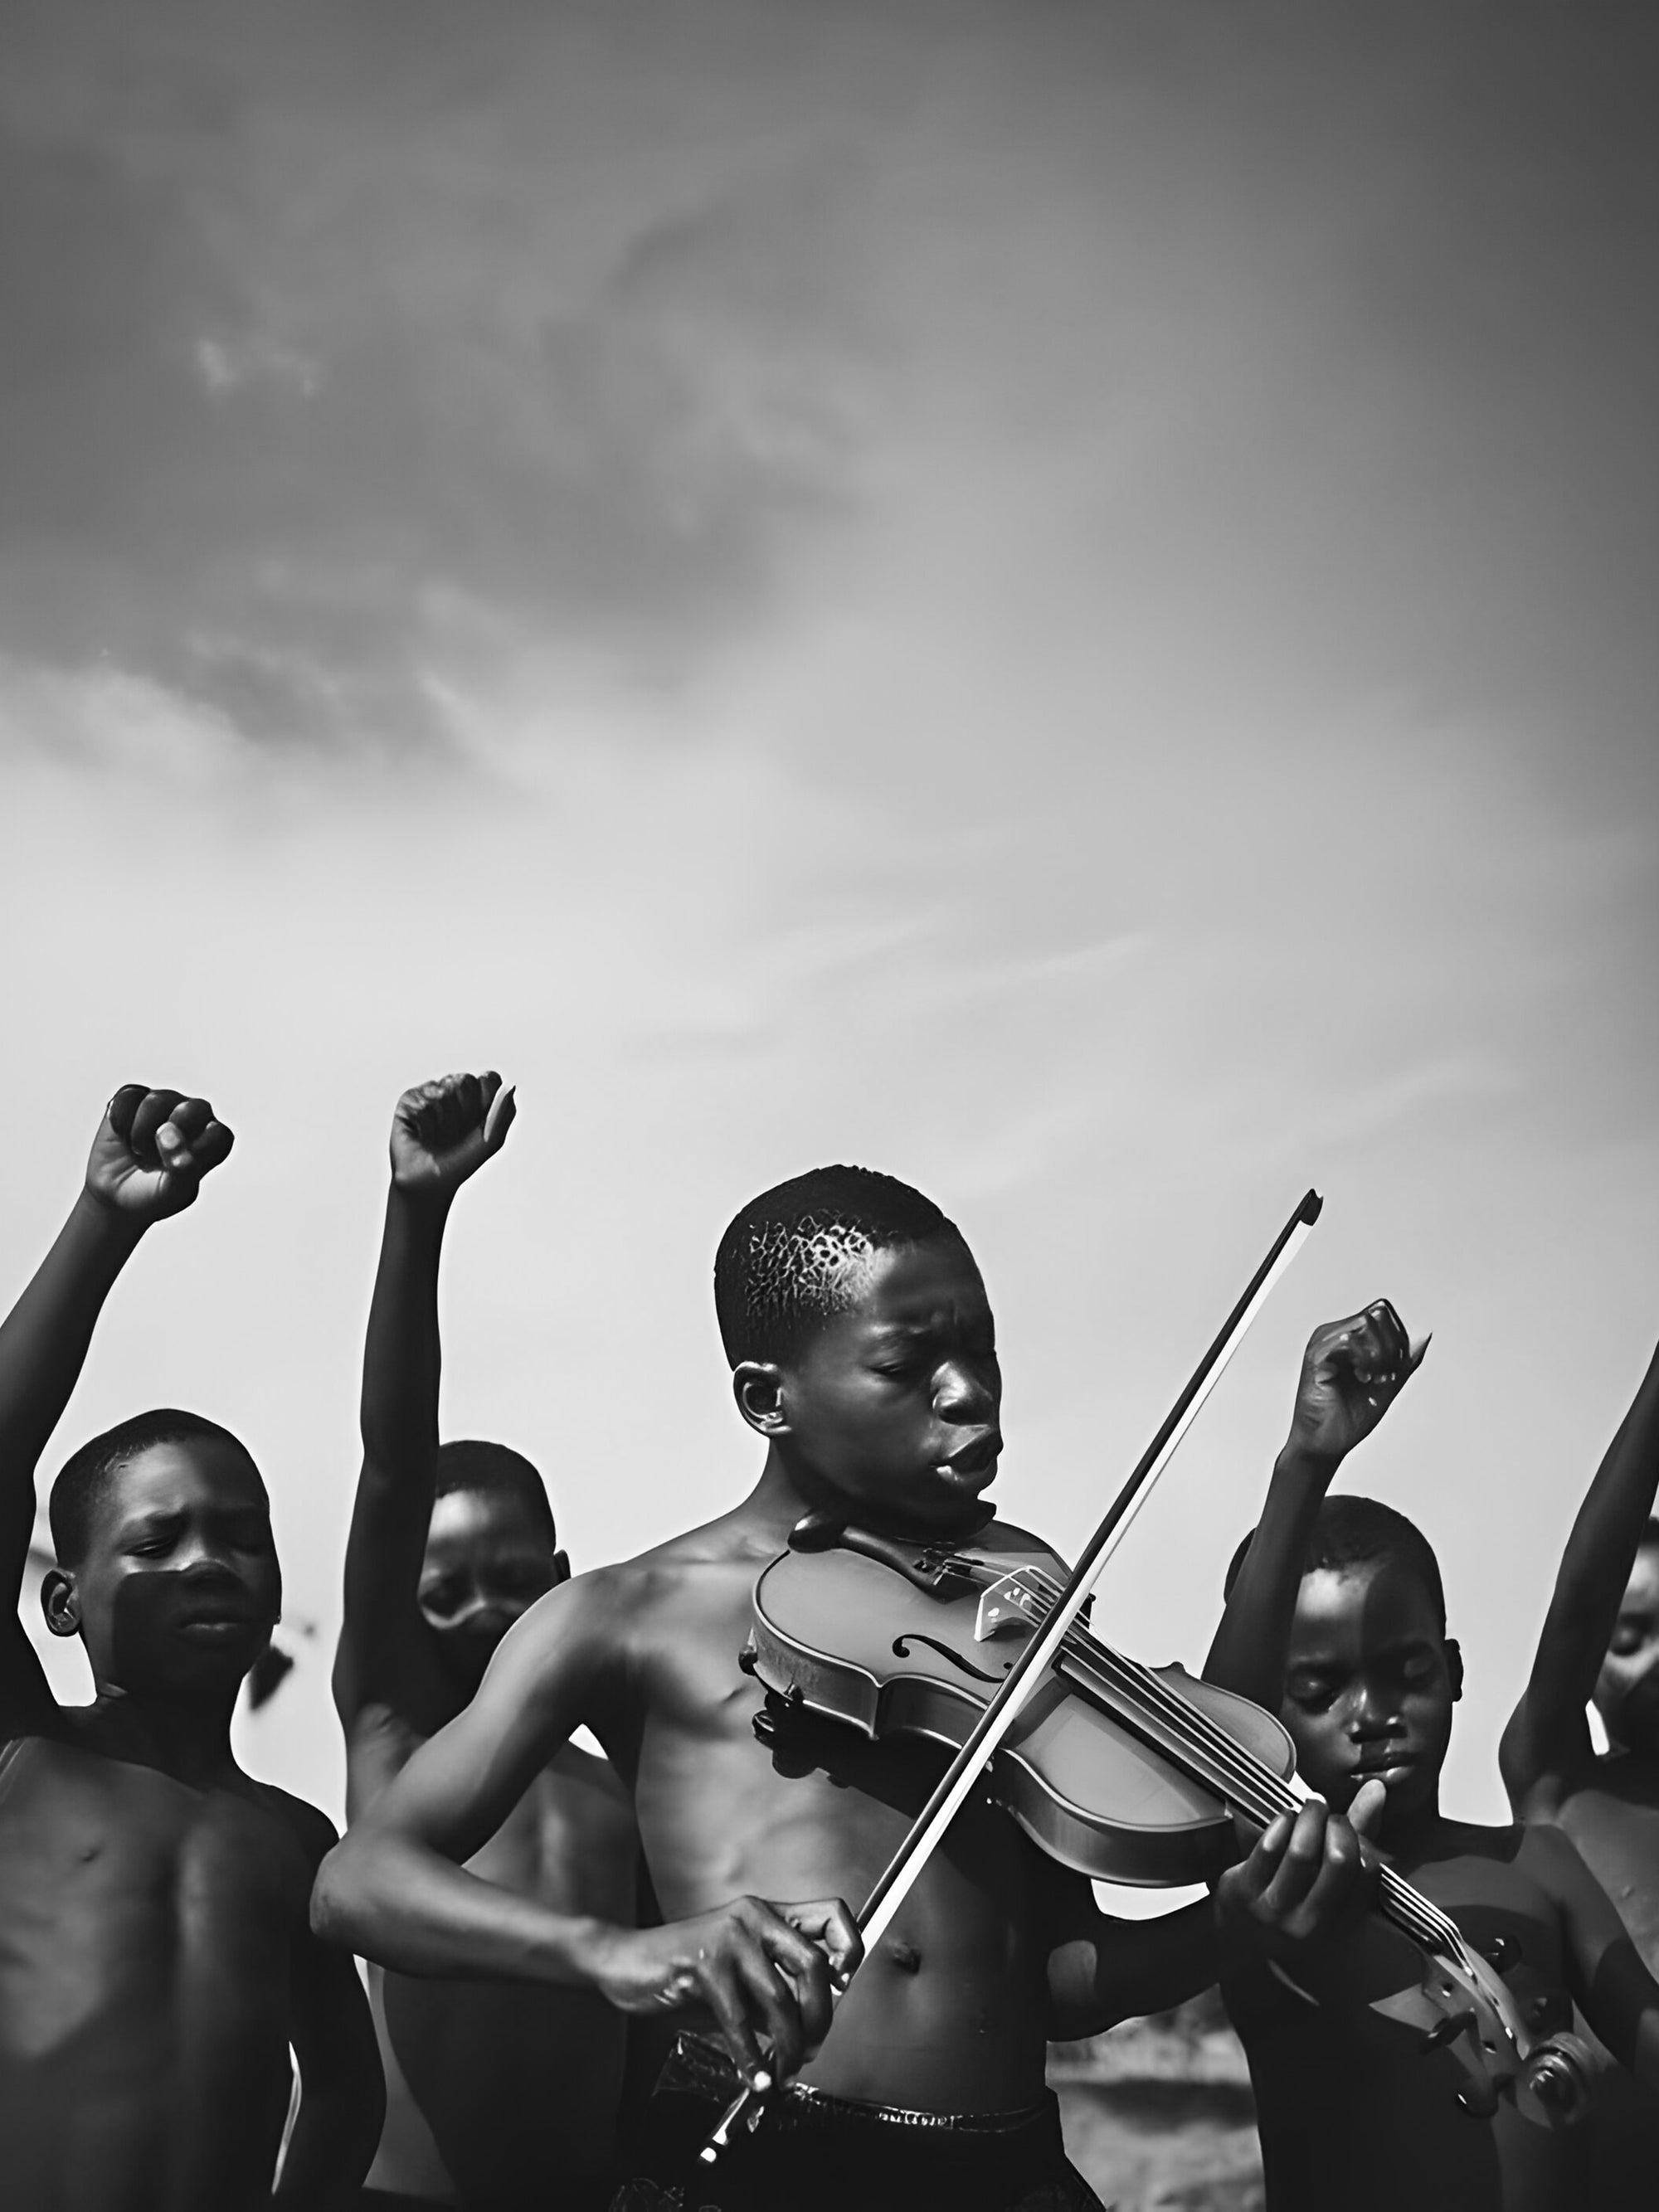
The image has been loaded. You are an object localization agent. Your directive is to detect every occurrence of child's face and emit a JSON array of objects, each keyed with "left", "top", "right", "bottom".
[
  {"left": 69, "top": 1437, "right": 281, "bottom": 1699},
  {"left": 778, "top": 1234, "right": 1001, "bottom": 1534},
  {"left": 1279, "top": 1558, "right": 1459, "bottom": 1825},
  {"left": 420, "top": 1490, "right": 564, "bottom": 1694},
  {"left": 1594, "top": 1539, "right": 1659, "bottom": 1757}
]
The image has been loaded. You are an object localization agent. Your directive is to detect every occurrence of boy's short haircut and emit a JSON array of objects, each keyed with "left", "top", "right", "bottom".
[
  {"left": 50, "top": 1407, "right": 255, "bottom": 1568},
  {"left": 1224, "top": 1494, "right": 1448, "bottom": 1633},
  {"left": 434, "top": 1439, "right": 557, "bottom": 1548},
  {"left": 713, "top": 1164, "right": 961, "bottom": 1369}
]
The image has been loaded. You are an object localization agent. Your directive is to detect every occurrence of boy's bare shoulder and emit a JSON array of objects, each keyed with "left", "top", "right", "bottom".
[{"left": 245, "top": 1777, "right": 341, "bottom": 1869}]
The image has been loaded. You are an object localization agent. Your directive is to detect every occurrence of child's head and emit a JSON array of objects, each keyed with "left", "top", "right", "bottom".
[
  {"left": 714, "top": 1164, "right": 1000, "bottom": 1534},
  {"left": 419, "top": 1441, "right": 566, "bottom": 1694},
  {"left": 1226, "top": 1496, "right": 1462, "bottom": 1823},
  {"left": 45, "top": 1409, "right": 280, "bottom": 1702},
  {"left": 1594, "top": 1516, "right": 1659, "bottom": 1757}
]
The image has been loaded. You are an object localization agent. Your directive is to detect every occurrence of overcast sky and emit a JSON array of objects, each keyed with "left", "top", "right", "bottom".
[{"left": 3, "top": 2, "right": 1657, "bottom": 1847}]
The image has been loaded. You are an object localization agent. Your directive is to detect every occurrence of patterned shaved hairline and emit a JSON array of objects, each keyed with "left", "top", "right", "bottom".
[{"left": 713, "top": 1165, "right": 964, "bottom": 1369}]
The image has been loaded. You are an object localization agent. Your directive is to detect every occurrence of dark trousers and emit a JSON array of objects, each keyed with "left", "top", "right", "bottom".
[{"left": 609, "top": 2035, "right": 1103, "bottom": 2212}]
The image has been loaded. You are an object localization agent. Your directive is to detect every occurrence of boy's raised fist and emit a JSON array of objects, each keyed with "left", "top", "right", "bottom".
[
  {"left": 1286, "top": 1300, "right": 1430, "bottom": 1468},
  {"left": 88, "top": 1087, "right": 235, "bottom": 1222},
  {"left": 389, "top": 1071, "right": 516, "bottom": 1201}
]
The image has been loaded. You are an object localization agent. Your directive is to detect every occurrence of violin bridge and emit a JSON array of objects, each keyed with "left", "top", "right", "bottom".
[{"left": 975, "top": 1573, "right": 1041, "bottom": 1642}]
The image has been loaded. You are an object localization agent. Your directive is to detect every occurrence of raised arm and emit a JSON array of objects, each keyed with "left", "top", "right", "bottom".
[
  {"left": 0, "top": 1087, "right": 231, "bottom": 1718},
  {"left": 331, "top": 1072, "right": 517, "bottom": 1785},
  {"left": 1204, "top": 1300, "right": 1426, "bottom": 1709},
  {"left": 1501, "top": 1337, "right": 1659, "bottom": 1819},
  {"left": 314, "top": 1572, "right": 860, "bottom": 2093}
]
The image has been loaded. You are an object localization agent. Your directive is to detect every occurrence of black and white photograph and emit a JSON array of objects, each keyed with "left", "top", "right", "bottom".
[{"left": 2, "top": 7, "right": 1657, "bottom": 2208}]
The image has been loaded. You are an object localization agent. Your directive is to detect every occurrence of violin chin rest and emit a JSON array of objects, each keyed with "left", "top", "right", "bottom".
[{"left": 789, "top": 1510, "right": 847, "bottom": 1552}]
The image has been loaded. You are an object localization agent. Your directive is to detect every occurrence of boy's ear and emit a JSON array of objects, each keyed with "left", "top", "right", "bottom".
[
  {"left": 551, "top": 1548, "right": 572, "bottom": 1590},
  {"left": 1445, "top": 1636, "right": 1464, "bottom": 1703},
  {"left": 41, "top": 1568, "right": 81, "bottom": 1640},
  {"left": 732, "top": 1361, "right": 788, "bottom": 1439}
]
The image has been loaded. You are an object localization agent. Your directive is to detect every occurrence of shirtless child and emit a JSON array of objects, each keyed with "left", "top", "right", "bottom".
[
  {"left": 1211, "top": 1308, "right": 1659, "bottom": 2212},
  {"left": 317, "top": 1165, "right": 1379, "bottom": 2210},
  {"left": 0, "top": 1086, "right": 381, "bottom": 2212},
  {"left": 1501, "top": 1330, "right": 1659, "bottom": 2207},
  {"left": 334, "top": 1072, "right": 638, "bottom": 2210}
]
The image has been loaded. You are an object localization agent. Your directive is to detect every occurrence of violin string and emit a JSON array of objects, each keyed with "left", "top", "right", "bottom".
[
  {"left": 1044, "top": 1626, "right": 1462, "bottom": 1959},
  {"left": 1052, "top": 1633, "right": 1458, "bottom": 1957},
  {"left": 1017, "top": 1569, "right": 1465, "bottom": 1957},
  {"left": 953, "top": 1558, "right": 1465, "bottom": 1959},
  {"left": 1010, "top": 1568, "right": 1467, "bottom": 1959}
]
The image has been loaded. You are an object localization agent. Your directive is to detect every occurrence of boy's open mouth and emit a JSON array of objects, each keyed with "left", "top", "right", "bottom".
[{"left": 935, "top": 1432, "right": 1001, "bottom": 1488}]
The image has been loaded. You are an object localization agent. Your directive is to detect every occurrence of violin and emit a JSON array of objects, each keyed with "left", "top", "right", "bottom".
[
  {"left": 744, "top": 1512, "right": 1593, "bottom": 2129},
  {"left": 747, "top": 1514, "right": 1295, "bottom": 1887},
  {"left": 699, "top": 1192, "right": 1593, "bottom": 2166}
]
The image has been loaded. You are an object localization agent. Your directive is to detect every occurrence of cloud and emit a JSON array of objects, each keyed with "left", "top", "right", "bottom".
[{"left": 0, "top": 2, "right": 902, "bottom": 754}]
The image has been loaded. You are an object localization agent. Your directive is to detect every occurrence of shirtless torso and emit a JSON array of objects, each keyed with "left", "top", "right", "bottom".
[
  {"left": 351, "top": 1702, "right": 638, "bottom": 2204},
  {"left": 1555, "top": 1753, "right": 1659, "bottom": 1972},
  {"left": 589, "top": 1513, "right": 1068, "bottom": 2114},
  {"left": 0, "top": 1719, "right": 338, "bottom": 2212}
]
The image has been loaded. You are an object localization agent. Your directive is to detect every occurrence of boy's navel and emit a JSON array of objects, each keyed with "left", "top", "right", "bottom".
[{"left": 884, "top": 1938, "right": 922, "bottom": 1974}]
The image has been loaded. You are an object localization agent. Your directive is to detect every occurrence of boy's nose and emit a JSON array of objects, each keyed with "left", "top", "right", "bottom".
[
  {"left": 1348, "top": 1683, "right": 1398, "bottom": 1735},
  {"left": 935, "top": 1359, "right": 997, "bottom": 1421}
]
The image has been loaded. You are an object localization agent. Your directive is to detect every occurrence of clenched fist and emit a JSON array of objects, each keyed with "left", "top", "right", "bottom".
[
  {"left": 389, "top": 1072, "right": 516, "bottom": 1203},
  {"left": 1285, "top": 1301, "right": 1428, "bottom": 1469},
  {"left": 85, "top": 1087, "right": 234, "bottom": 1223}
]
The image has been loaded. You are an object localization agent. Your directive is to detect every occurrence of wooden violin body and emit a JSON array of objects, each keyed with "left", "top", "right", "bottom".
[{"left": 747, "top": 1526, "right": 1296, "bottom": 1888}]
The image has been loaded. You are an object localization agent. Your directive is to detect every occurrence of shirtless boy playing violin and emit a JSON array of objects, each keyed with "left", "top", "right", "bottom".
[
  {"left": 318, "top": 1162, "right": 1383, "bottom": 2210},
  {"left": 335, "top": 1072, "right": 639, "bottom": 2210},
  {"left": 1501, "top": 1329, "right": 1659, "bottom": 2207},
  {"left": 0, "top": 1087, "right": 382, "bottom": 2212},
  {"left": 1210, "top": 1306, "right": 1659, "bottom": 2212}
]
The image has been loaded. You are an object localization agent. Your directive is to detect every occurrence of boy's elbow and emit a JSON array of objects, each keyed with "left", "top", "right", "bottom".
[{"left": 309, "top": 1837, "right": 367, "bottom": 1947}]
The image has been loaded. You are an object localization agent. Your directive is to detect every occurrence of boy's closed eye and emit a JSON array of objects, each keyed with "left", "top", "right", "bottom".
[{"left": 1285, "top": 1670, "right": 1340, "bottom": 1710}]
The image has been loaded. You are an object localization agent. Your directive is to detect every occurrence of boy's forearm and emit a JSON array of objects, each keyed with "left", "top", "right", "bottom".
[
  {"left": 1204, "top": 1441, "right": 1336, "bottom": 1706},
  {"left": 359, "top": 1184, "right": 450, "bottom": 1474},
  {"left": 313, "top": 1825, "right": 614, "bottom": 1992},
  {"left": 1552, "top": 1340, "right": 1659, "bottom": 1643},
  {"left": 1053, "top": 1896, "right": 1224, "bottom": 2041},
  {"left": 0, "top": 1191, "right": 144, "bottom": 1528}
]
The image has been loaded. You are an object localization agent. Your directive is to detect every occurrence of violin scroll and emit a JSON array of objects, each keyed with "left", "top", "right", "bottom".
[{"left": 1515, "top": 2033, "right": 1596, "bottom": 2129}]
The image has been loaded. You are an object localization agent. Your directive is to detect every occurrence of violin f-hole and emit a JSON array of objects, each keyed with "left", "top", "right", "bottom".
[{"left": 890, "top": 1633, "right": 1009, "bottom": 1684}]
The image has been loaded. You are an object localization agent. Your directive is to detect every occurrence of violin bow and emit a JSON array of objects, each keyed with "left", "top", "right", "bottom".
[{"left": 700, "top": 1186, "right": 1323, "bottom": 2166}]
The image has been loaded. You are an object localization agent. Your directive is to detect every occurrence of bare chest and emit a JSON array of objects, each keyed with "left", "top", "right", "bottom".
[
  {"left": 632, "top": 1599, "right": 1044, "bottom": 1961},
  {"left": 0, "top": 1738, "right": 304, "bottom": 2040},
  {"left": 1558, "top": 1777, "right": 1659, "bottom": 1969}
]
